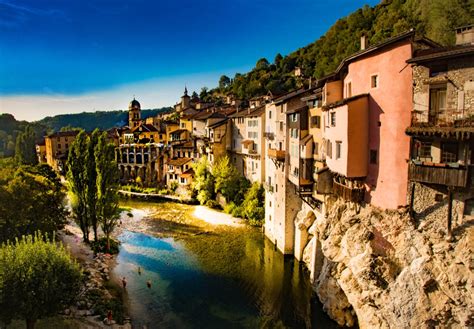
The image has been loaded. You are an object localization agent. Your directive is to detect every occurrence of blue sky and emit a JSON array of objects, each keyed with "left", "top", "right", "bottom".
[{"left": 0, "top": 0, "right": 379, "bottom": 121}]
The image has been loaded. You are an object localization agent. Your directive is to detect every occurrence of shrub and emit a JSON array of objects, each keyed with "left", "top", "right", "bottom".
[
  {"left": 170, "top": 181, "right": 179, "bottom": 193},
  {"left": 241, "top": 182, "right": 265, "bottom": 226},
  {"left": 205, "top": 199, "right": 221, "bottom": 209},
  {"left": 90, "top": 237, "right": 120, "bottom": 254}
]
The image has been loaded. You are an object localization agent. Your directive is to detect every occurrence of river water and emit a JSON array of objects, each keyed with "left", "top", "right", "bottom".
[{"left": 113, "top": 200, "right": 336, "bottom": 329}]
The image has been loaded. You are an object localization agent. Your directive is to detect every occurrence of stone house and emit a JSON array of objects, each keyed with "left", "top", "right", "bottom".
[{"left": 406, "top": 34, "right": 474, "bottom": 238}]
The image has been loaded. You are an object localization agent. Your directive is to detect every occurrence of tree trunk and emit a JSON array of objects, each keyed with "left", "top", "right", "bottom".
[
  {"left": 106, "top": 234, "right": 110, "bottom": 253},
  {"left": 93, "top": 225, "right": 98, "bottom": 242},
  {"left": 26, "top": 319, "right": 36, "bottom": 329}
]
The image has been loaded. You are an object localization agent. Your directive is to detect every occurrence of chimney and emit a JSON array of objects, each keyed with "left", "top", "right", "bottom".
[{"left": 360, "top": 35, "right": 367, "bottom": 50}]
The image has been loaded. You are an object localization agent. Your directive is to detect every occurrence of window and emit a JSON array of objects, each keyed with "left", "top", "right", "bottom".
[
  {"left": 346, "top": 82, "right": 352, "bottom": 97},
  {"left": 58, "top": 143, "right": 61, "bottom": 149},
  {"left": 293, "top": 167, "right": 299, "bottom": 177},
  {"left": 311, "top": 116, "right": 321, "bottom": 128},
  {"left": 371, "top": 75, "right": 378, "bottom": 88},
  {"left": 429, "top": 64, "right": 447, "bottom": 77},
  {"left": 65, "top": 143, "right": 68, "bottom": 149},
  {"left": 279, "top": 121, "right": 284, "bottom": 131},
  {"left": 314, "top": 142, "right": 319, "bottom": 155},
  {"left": 336, "top": 141, "right": 342, "bottom": 159},
  {"left": 275, "top": 184, "right": 278, "bottom": 193},
  {"left": 441, "top": 142, "right": 458, "bottom": 163},
  {"left": 269, "top": 215, "right": 272, "bottom": 221},
  {"left": 180, "top": 177, "right": 186, "bottom": 184},
  {"left": 180, "top": 123, "right": 186, "bottom": 128},
  {"left": 268, "top": 177, "right": 272, "bottom": 186},
  {"left": 330, "top": 112, "right": 336, "bottom": 127},
  {"left": 370, "top": 149, "right": 377, "bottom": 164},
  {"left": 429, "top": 85, "right": 447, "bottom": 120},
  {"left": 269, "top": 111, "right": 272, "bottom": 119},
  {"left": 290, "top": 113, "right": 298, "bottom": 122},
  {"left": 326, "top": 140, "right": 332, "bottom": 158},
  {"left": 269, "top": 201, "right": 272, "bottom": 207},
  {"left": 418, "top": 142, "right": 432, "bottom": 160}
]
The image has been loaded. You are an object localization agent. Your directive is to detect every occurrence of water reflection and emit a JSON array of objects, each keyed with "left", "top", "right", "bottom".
[{"left": 114, "top": 201, "right": 335, "bottom": 328}]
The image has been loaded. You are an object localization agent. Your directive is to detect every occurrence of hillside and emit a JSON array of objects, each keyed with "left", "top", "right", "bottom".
[
  {"left": 0, "top": 107, "right": 171, "bottom": 157},
  {"left": 35, "top": 107, "right": 172, "bottom": 132},
  {"left": 202, "top": 0, "right": 473, "bottom": 101}
]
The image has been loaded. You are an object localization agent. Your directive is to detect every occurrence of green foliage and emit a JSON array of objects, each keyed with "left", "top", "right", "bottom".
[
  {"left": 0, "top": 166, "right": 67, "bottom": 243},
  {"left": 192, "top": 156, "right": 215, "bottom": 205},
  {"left": 86, "top": 129, "right": 100, "bottom": 241},
  {"left": 212, "top": 156, "right": 250, "bottom": 205},
  {"left": 223, "top": 202, "right": 243, "bottom": 218},
  {"left": 241, "top": 182, "right": 265, "bottom": 226},
  {"left": 202, "top": 0, "right": 472, "bottom": 100},
  {"left": 90, "top": 237, "right": 120, "bottom": 254},
  {"left": 67, "top": 130, "right": 90, "bottom": 242},
  {"left": 170, "top": 181, "right": 179, "bottom": 193},
  {"left": 205, "top": 199, "right": 221, "bottom": 210},
  {"left": 37, "top": 108, "right": 172, "bottom": 132},
  {"left": 95, "top": 133, "right": 120, "bottom": 252},
  {"left": 0, "top": 114, "right": 48, "bottom": 158},
  {"left": 0, "top": 232, "right": 82, "bottom": 327},
  {"left": 14, "top": 125, "right": 38, "bottom": 166}
]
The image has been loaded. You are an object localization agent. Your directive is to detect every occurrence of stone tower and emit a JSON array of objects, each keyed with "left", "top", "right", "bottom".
[
  {"left": 128, "top": 98, "right": 141, "bottom": 128},
  {"left": 181, "top": 86, "right": 190, "bottom": 109}
]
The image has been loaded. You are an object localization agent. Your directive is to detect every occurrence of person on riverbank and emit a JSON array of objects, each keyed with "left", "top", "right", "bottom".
[
  {"left": 138, "top": 266, "right": 141, "bottom": 275},
  {"left": 146, "top": 280, "right": 151, "bottom": 288},
  {"left": 122, "top": 277, "right": 127, "bottom": 289},
  {"left": 107, "top": 310, "right": 113, "bottom": 324}
]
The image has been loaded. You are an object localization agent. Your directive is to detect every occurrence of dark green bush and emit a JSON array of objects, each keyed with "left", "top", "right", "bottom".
[{"left": 90, "top": 237, "right": 120, "bottom": 254}]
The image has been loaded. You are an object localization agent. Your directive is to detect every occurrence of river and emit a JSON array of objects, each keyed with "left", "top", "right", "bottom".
[{"left": 113, "top": 200, "right": 336, "bottom": 329}]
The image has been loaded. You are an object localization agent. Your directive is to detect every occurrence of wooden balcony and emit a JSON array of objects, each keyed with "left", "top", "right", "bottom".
[
  {"left": 333, "top": 180, "right": 365, "bottom": 203},
  {"left": 268, "top": 148, "right": 285, "bottom": 161},
  {"left": 411, "top": 108, "right": 474, "bottom": 127},
  {"left": 408, "top": 162, "right": 469, "bottom": 187}
]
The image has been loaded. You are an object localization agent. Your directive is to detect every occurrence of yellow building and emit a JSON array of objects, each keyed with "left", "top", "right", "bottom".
[{"left": 44, "top": 131, "right": 79, "bottom": 173}]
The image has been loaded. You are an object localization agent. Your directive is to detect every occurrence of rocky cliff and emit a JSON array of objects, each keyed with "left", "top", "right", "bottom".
[{"left": 308, "top": 198, "right": 473, "bottom": 328}]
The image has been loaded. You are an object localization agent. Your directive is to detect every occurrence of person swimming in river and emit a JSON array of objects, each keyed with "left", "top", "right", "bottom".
[
  {"left": 146, "top": 280, "right": 152, "bottom": 288},
  {"left": 122, "top": 277, "right": 127, "bottom": 289}
]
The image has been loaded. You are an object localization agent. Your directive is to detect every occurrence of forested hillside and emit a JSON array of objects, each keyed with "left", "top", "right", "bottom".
[
  {"left": 0, "top": 108, "right": 171, "bottom": 157},
  {"left": 36, "top": 108, "right": 172, "bottom": 132},
  {"left": 202, "top": 0, "right": 473, "bottom": 101}
]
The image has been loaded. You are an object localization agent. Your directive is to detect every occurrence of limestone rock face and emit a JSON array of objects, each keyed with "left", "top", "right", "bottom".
[{"left": 312, "top": 198, "right": 473, "bottom": 328}]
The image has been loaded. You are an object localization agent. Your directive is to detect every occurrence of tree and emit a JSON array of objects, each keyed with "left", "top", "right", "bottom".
[
  {"left": 67, "top": 130, "right": 90, "bottom": 242},
  {"left": 86, "top": 129, "right": 100, "bottom": 241},
  {"left": 192, "top": 156, "right": 215, "bottom": 205},
  {"left": 191, "top": 91, "right": 199, "bottom": 99},
  {"left": 0, "top": 166, "right": 67, "bottom": 243},
  {"left": 0, "top": 232, "right": 82, "bottom": 329},
  {"left": 15, "top": 125, "right": 37, "bottom": 166},
  {"left": 95, "top": 133, "right": 120, "bottom": 252},
  {"left": 255, "top": 58, "right": 269, "bottom": 70},
  {"left": 241, "top": 182, "right": 265, "bottom": 226},
  {"left": 212, "top": 155, "right": 245, "bottom": 203},
  {"left": 219, "top": 75, "right": 231, "bottom": 90}
]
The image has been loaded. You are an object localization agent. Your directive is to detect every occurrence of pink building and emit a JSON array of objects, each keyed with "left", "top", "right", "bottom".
[{"left": 320, "top": 31, "right": 437, "bottom": 209}]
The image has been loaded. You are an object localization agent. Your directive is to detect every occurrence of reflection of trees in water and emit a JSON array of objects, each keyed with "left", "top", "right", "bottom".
[{"left": 182, "top": 228, "right": 313, "bottom": 328}]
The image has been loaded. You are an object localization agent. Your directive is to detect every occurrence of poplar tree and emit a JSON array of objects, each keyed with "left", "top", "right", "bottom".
[
  {"left": 95, "top": 133, "right": 120, "bottom": 252},
  {"left": 86, "top": 129, "right": 100, "bottom": 241},
  {"left": 14, "top": 125, "right": 37, "bottom": 166},
  {"left": 67, "top": 130, "right": 90, "bottom": 242}
]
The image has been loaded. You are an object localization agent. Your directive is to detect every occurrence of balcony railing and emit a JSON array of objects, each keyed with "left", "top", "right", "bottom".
[
  {"left": 408, "top": 162, "right": 469, "bottom": 187},
  {"left": 264, "top": 132, "right": 275, "bottom": 140},
  {"left": 411, "top": 108, "right": 474, "bottom": 127},
  {"left": 332, "top": 180, "right": 365, "bottom": 203},
  {"left": 268, "top": 148, "right": 286, "bottom": 161}
]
